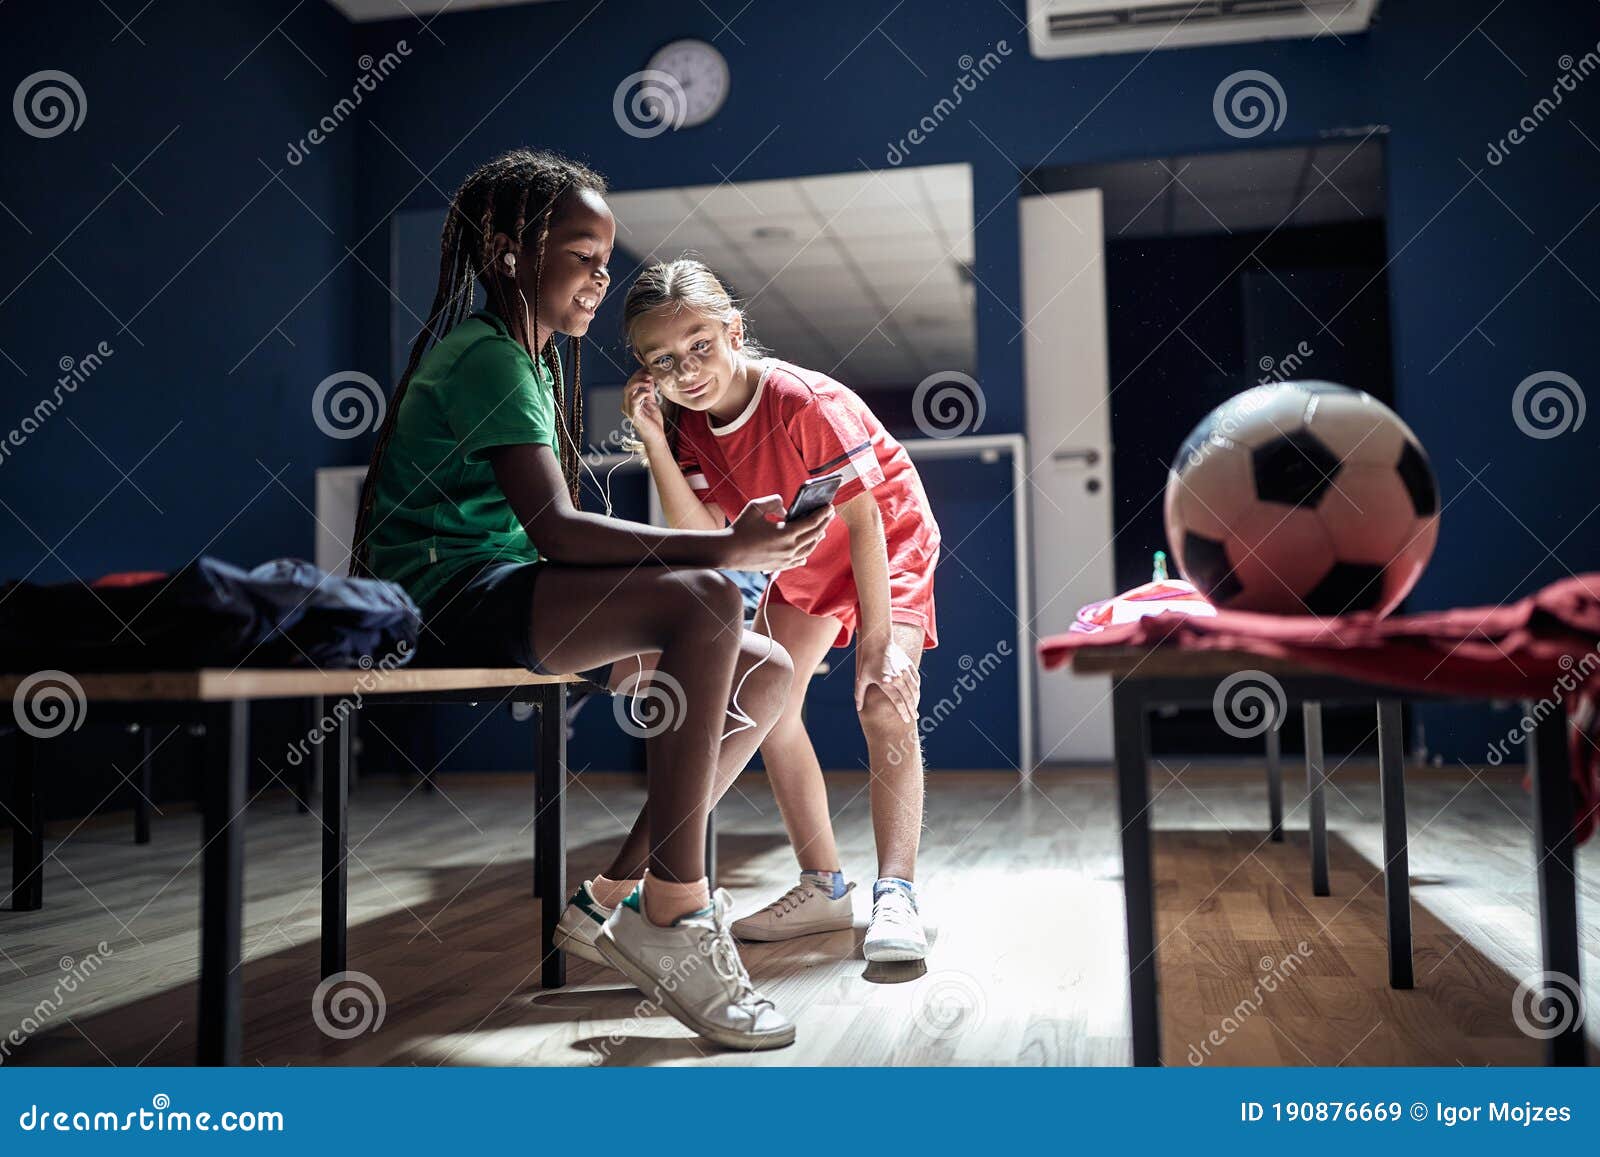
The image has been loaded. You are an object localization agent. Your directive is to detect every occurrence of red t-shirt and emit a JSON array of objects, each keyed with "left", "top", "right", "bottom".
[{"left": 675, "top": 359, "right": 940, "bottom": 636}]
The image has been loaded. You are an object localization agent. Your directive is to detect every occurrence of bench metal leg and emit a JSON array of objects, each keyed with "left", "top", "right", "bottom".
[
  {"left": 321, "top": 703, "right": 350, "bottom": 980},
  {"left": 519, "top": 702, "right": 540, "bottom": 901},
  {"left": 302, "top": 698, "right": 321, "bottom": 816},
  {"left": 185, "top": 721, "right": 206, "bottom": 799},
  {"left": 527, "top": 702, "right": 541, "bottom": 902},
  {"left": 347, "top": 711, "right": 360, "bottom": 794},
  {"left": 1375, "top": 699, "right": 1413, "bottom": 989},
  {"left": 1303, "top": 701, "right": 1330, "bottom": 896},
  {"left": 706, "top": 806, "right": 718, "bottom": 892},
  {"left": 1265, "top": 726, "right": 1284, "bottom": 842},
  {"left": 132, "top": 724, "right": 154, "bottom": 844},
  {"left": 198, "top": 699, "right": 248, "bottom": 1066},
  {"left": 536, "top": 683, "right": 567, "bottom": 989},
  {"left": 420, "top": 713, "right": 438, "bottom": 794},
  {"left": 1527, "top": 698, "right": 1584, "bottom": 1066},
  {"left": 1112, "top": 681, "right": 1159, "bottom": 1066},
  {"left": 9, "top": 728, "right": 42, "bottom": 911}
]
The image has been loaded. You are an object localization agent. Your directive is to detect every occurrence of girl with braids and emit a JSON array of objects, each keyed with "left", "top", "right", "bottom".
[
  {"left": 622, "top": 259, "right": 941, "bottom": 965},
  {"left": 354, "top": 149, "right": 830, "bottom": 1050}
]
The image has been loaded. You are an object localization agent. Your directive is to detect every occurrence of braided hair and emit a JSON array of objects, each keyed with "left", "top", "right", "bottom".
[{"left": 349, "top": 148, "right": 607, "bottom": 577}]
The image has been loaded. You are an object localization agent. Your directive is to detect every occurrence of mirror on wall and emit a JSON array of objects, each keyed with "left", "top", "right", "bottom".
[{"left": 599, "top": 162, "right": 975, "bottom": 393}]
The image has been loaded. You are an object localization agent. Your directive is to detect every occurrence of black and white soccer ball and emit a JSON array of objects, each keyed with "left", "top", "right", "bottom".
[{"left": 1163, "top": 382, "right": 1439, "bottom": 617}]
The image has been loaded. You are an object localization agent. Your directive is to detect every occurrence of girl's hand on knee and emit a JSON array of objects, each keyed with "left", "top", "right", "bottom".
[{"left": 855, "top": 637, "right": 920, "bottom": 723}]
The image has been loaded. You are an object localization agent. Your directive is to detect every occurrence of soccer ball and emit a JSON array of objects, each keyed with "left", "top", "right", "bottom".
[{"left": 1164, "top": 381, "right": 1439, "bottom": 617}]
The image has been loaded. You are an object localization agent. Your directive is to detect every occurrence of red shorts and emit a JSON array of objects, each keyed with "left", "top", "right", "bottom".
[{"left": 766, "top": 546, "right": 939, "bottom": 651}]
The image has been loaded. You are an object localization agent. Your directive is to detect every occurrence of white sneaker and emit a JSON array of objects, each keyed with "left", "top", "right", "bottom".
[
  {"left": 864, "top": 884, "right": 927, "bottom": 962},
  {"left": 554, "top": 881, "right": 619, "bottom": 967},
  {"left": 595, "top": 889, "right": 796, "bottom": 1050},
  {"left": 732, "top": 877, "right": 856, "bottom": 942}
]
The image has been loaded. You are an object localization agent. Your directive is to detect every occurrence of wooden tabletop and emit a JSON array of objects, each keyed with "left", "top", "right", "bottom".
[{"left": 0, "top": 667, "right": 584, "bottom": 703}]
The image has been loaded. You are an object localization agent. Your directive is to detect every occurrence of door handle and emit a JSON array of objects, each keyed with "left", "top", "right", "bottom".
[{"left": 1052, "top": 447, "right": 1101, "bottom": 466}]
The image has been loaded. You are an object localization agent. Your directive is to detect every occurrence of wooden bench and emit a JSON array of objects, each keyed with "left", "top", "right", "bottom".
[
  {"left": 1062, "top": 646, "right": 1583, "bottom": 1067},
  {"left": 1, "top": 666, "right": 626, "bottom": 1065}
]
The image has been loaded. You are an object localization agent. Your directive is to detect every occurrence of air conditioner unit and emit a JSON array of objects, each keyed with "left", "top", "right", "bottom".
[{"left": 1026, "top": 0, "right": 1379, "bottom": 59}]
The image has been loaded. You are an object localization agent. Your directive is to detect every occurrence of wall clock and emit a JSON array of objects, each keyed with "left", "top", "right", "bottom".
[{"left": 645, "top": 38, "right": 729, "bottom": 129}]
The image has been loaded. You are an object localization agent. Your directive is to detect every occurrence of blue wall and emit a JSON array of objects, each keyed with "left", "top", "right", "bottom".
[
  {"left": 4, "top": 1, "right": 1596, "bottom": 774},
  {"left": 1, "top": 1, "right": 357, "bottom": 579},
  {"left": 0, "top": 1, "right": 359, "bottom": 815}
]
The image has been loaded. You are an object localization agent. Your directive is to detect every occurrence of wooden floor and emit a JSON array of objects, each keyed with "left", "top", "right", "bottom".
[{"left": 1, "top": 762, "right": 1595, "bottom": 1066}]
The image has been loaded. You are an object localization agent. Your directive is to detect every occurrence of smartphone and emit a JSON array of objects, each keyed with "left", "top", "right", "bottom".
[{"left": 786, "top": 472, "right": 843, "bottom": 521}]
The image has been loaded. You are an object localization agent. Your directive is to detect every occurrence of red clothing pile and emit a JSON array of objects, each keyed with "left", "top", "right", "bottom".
[
  {"left": 1039, "top": 574, "right": 1600, "bottom": 842},
  {"left": 1070, "top": 577, "right": 1216, "bottom": 632}
]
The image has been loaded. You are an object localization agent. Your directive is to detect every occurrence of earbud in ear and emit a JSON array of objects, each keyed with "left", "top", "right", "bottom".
[{"left": 503, "top": 253, "right": 517, "bottom": 274}]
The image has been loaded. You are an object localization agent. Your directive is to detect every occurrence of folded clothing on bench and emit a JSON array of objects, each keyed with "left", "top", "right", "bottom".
[
  {"left": 0, "top": 556, "right": 421, "bottom": 671},
  {"left": 1040, "top": 573, "right": 1600, "bottom": 842}
]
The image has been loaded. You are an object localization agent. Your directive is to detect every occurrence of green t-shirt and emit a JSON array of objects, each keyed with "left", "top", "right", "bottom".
[{"left": 365, "top": 312, "right": 558, "bottom": 609}]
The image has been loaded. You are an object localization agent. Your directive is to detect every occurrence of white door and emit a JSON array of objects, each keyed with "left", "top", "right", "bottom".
[{"left": 1020, "top": 189, "right": 1115, "bottom": 763}]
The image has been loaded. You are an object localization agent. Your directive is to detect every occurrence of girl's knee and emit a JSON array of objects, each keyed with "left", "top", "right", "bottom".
[
  {"left": 765, "top": 706, "right": 809, "bottom": 750},
  {"left": 857, "top": 687, "right": 913, "bottom": 737},
  {"left": 662, "top": 569, "right": 745, "bottom": 640},
  {"left": 746, "top": 634, "right": 795, "bottom": 690}
]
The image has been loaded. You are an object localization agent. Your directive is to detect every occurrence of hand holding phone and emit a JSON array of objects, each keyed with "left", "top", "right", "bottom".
[
  {"left": 786, "top": 472, "right": 843, "bottom": 521},
  {"left": 724, "top": 495, "right": 833, "bottom": 572}
]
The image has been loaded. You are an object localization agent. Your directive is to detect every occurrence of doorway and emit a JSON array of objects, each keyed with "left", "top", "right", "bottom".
[{"left": 1022, "top": 134, "right": 1395, "bottom": 763}]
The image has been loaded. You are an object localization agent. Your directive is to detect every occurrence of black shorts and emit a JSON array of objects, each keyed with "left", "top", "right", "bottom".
[{"left": 416, "top": 560, "right": 554, "bottom": 674}]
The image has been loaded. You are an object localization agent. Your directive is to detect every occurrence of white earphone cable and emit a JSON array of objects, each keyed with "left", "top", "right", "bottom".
[
  {"left": 518, "top": 284, "right": 613, "bottom": 513},
  {"left": 721, "top": 567, "right": 781, "bottom": 741},
  {"left": 518, "top": 286, "right": 783, "bottom": 746},
  {"left": 519, "top": 280, "right": 653, "bottom": 723}
]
